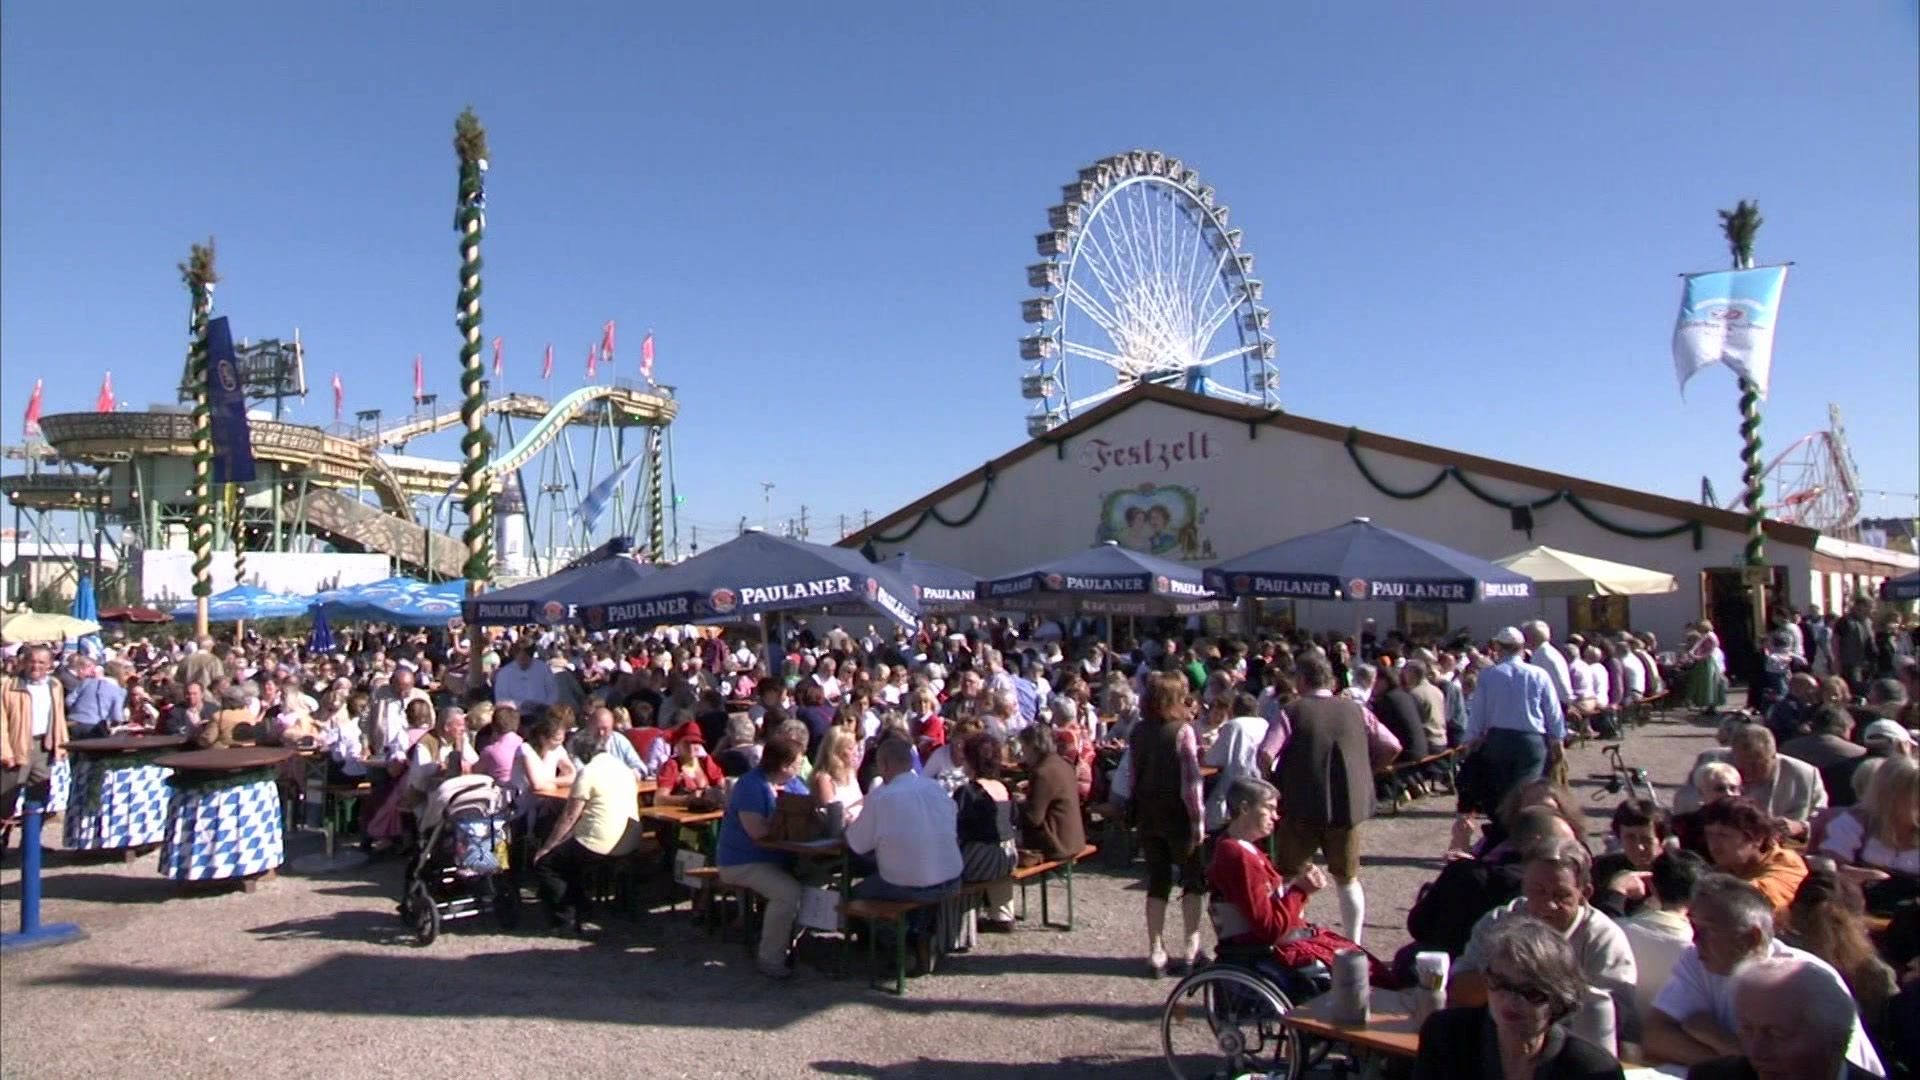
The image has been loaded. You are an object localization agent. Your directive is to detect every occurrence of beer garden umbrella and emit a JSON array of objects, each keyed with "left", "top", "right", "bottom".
[
  {"left": 1491, "top": 545, "right": 1677, "bottom": 598},
  {"left": 462, "top": 556, "right": 659, "bottom": 627},
  {"left": 1883, "top": 571, "right": 1920, "bottom": 602},
  {"left": 976, "top": 541, "right": 1223, "bottom": 616},
  {"left": 591, "top": 532, "right": 922, "bottom": 632},
  {"left": 170, "top": 585, "right": 310, "bottom": 623},
  {"left": 1204, "top": 517, "right": 1535, "bottom": 604}
]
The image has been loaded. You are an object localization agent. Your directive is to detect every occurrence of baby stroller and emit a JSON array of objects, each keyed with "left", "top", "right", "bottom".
[{"left": 399, "top": 775, "right": 518, "bottom": 946}]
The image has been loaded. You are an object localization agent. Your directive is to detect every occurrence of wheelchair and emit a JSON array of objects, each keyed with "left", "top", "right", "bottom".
[{"left": 1160, "top": 939, "right": 1334, "bottom": 1079}]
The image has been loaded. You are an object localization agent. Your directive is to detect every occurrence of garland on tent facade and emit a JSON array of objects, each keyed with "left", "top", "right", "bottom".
[
  {"left": 1343, "top": 429, "right": 1704, "bottom": 550},
  {"left": 871, "top": 464, "right": 998, "bottom": 544}
]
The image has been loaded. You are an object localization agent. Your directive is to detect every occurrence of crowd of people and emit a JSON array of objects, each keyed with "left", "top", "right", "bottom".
[{"left": 2, "top": 602, "right": 1917, "bottom": 1078}]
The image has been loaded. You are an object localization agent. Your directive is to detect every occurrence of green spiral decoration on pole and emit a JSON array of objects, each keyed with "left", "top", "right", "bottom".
[
  {"left": 454, "top": 108, "right": 494, "bottom": 587},
  {"left": 179, "top": 240, "right": 219, "bottom": 630},
  {"left": 1720, "top": 199, "right": 1766, "bottom": 571},
  {"left": 231, "top": 494, "right": 246, "bottom": 586},
  {"left": 645, "top": 425, "right": 665, "bottom": 561},
  {"left": 1738, "top": 377, "right": 1765, "bottom": 566}
]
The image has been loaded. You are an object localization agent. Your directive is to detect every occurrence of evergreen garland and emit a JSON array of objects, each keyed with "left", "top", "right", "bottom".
[
  {"left": 178, "top": 240, "right": 219, "bottom": 603},
  {"left": 454, "top": 108, "right": 495, "bottom": 584}
]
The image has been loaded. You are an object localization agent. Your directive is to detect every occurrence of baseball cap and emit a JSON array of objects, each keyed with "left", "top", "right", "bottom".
[
  {"left": 1861, "top": 719, "right": 1914, "bottom": 749},
  {"left": 1493, "top": 627, "right": 1525, "bottom": 648}
]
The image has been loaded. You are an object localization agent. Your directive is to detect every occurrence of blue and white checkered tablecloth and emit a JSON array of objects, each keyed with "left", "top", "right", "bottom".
[
  {"left": 156, "top": 776, "right": 284, "bottom": 882},
  {"left": 64, "top": 755, "right": 173, "bottom": 850},
  {"left": 9, "top": 756, "right": 69, "bottom": 817}
]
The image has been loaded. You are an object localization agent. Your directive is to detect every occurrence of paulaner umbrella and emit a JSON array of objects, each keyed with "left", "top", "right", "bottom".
[
  {"left": 976, "top": 541, "right": 1223, "bottom": 616},
  {"left": 1204, "top": 517, "right": 1535, "bottom": 603},
  {"left": 592, "top": 532, "right": 921, "bottom": 631}
]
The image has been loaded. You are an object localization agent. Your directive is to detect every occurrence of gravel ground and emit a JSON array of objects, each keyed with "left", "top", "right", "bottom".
[{"left": 0, "top": 713, "right": 1719, "bottom": 1079}]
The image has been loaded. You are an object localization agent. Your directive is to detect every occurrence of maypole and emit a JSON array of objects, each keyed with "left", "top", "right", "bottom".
[
  {"left": 645, "top": 424, "right": 665, "bottom": 561},
  {"left": 179, "top": 240, "right": 219, "bottom": 637},
  {"left": 454, "top": 108, "right": 494, "bottom": 591},
  {"left": 1719, "top": 199, "right": 1769, "bottom": 659}
]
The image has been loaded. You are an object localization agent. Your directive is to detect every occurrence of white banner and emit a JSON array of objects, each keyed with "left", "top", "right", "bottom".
[{"left": 1672, "top": 265, "right": 1789, "bottom": 398}]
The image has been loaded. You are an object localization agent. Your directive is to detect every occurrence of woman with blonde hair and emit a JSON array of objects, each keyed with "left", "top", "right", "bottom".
[
  {"left": 812, "top": 726, "right": 863, "bottom": 830},
  {"left": 1817, "top": 753, "right": 1919, "bottom": 883}
]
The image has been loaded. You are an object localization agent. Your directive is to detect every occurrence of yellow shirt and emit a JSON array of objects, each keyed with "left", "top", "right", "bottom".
[{"left": 569, "top": 753, "right": 641, "bottom": 856}]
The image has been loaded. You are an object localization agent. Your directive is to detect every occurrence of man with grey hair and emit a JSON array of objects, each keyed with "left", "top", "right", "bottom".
[
  {"left": 1672, "top": 724, "right": 1827, "bottom": 838},
  {"left": 1462, "top": 627, "right": 1565, "bottom": 815},
  {"left": 1687, "top": 958, "right": 1880, "bottom": 1080},
  {"left": 1450, "top": 837, "right": 1637, "bottom": 1052},
  {"left": 1522, "top": 619, "right": 1575, "bottom": 715},
  {"left": 1642, "top": 873, "right": 1882, "bottom": 1074}
]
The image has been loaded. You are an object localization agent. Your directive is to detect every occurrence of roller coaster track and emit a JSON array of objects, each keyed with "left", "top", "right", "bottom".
[{"left": 5, "top": 384, "right": 676, "bottom": 573}]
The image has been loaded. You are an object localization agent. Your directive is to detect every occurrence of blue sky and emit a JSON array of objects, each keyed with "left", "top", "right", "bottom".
[{"left": 4, "top": 3, "right": 1916, "bottom": 549}]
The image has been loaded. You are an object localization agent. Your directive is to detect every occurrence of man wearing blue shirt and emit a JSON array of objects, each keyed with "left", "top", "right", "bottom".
[
  {"left": 1464, "top": 626, "right": 1566, "bottom": 815},
  {"left": 65, "top": 657, "right": 126, "bottom": 739}
]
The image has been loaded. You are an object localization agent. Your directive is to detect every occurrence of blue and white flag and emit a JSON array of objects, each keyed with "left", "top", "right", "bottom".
[
  {"left": 1672, "top": 265, "right": 1789, "bottom": 399},
  {"left": 577, "top": 456, "right": 645, "bottom": 532}
]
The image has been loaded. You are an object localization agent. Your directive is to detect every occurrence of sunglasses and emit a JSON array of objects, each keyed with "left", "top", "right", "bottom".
[{"left": 1488, "top": 973, "right": 1552, "bottom": 1007}]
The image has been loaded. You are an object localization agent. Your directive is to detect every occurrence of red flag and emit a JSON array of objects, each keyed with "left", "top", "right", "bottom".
[
  {"left": 640, "top": 331, "right": 655, "bottom": 382},
  {"left": 492, "top": 337, "right": 504, "bottom": 378},
  {"left": 586, "top": 342, "right": 598, "bottom": 379},
  {"left": 601, "top": 320, "right": 616, "bottom": 364},
  {"left": 542, "top": 343, "right": 554, "bottom": 380},
  {"left": 96, "top": 372, "right": 115, "bottom": 413},
  {"left": 413, "top": 354, "right": 424, "bottom": 400},
  {"left": 332, "top": 372, "right": 344, "bottom": 422},
  {"left": 22, "top": 378, "right": 43, "bottom": 437}
]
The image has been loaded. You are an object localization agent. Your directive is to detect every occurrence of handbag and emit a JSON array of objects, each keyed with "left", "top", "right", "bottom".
[{"left": 765, "top": 791, "right": 824, "bottom": 844}]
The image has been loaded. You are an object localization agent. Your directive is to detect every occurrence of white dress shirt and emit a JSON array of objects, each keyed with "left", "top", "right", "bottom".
[
  {"left": 24, "top": 679, "right": 53, "bottom": 737},
  {"left": 845, "top": 770, "right": 963, "bottom": 888}
]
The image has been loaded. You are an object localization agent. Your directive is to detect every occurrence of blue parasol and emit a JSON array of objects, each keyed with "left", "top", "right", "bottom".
[
  {"left": 878, "top": 554, "right": 982, "bottom": 614},
  {"left": 976, "top": 541, "right": 1221, "bottom": 616},
  {"left": 1882, "top": 571, "right": 1919, "bottom": 602},
  {"left": 592, "top": 532, "right": 922, "bottom": 631},
  {"left": 318, "top": 577, "right": 467, "bottom": 626},
  {"left": 1203, "top": 517, "right": 1535, "bottom": 604},
  {"left": 308, "top": 604, "right": 336, "bottom": 652},
  {"left": 463, "top": 558, "right": 660, "bottom": 627},
  {"left": 69, "top": 575, "right": 103, "bottom": 655},
  {"left": 171, "top": 584, "right": 311, "bottom": 623}
]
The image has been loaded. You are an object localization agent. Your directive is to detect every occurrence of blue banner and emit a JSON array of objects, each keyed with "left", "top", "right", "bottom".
[{"left": 206, "top": 317, "right": 256, "bottom": 485}]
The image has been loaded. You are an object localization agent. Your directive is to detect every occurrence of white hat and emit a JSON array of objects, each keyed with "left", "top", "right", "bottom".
[
  {"left": 1862, "top": 719, "right": 1914, "bottom": 748},
  {"left": 1493, "top": 627, "right": 1525, "bottom": 648}
]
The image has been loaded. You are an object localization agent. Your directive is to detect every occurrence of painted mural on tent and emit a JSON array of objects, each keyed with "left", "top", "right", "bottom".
[{"left": 1095, "top": 483, "right": 1215, "bottom": 560}]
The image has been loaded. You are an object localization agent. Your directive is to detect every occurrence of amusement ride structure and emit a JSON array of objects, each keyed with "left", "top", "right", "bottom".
[
  {"left": 1020, "top": 149, "right": 1281, "bottom": 436},
  {"left": 1729, "top": 402, "right": 1865, "bottom": 536},
  {"left": 1, "top": 352, "right": 678, "bottom": 603}
]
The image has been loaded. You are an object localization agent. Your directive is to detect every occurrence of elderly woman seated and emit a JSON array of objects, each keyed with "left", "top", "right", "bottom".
[
  {"left": 1696, "top": 796, "right": 1808, "bottom": 923},
  {"left": 1414, "top": 916, "right": 1625, "bottom": 1080},
  {"left": 1207, "top": 777, "right": 1383, "bottom": 990},
  {"left": 1449, "top": 839, "right": 1638, "bottom": 1054},
  {"left": 1673, "top": 725, "right": 1828, "bottom": 841}
]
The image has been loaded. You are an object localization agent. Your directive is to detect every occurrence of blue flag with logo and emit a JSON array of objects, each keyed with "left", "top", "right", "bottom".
[
  {"left": 206, "top": 316, "right": 257, "bottom": 484},
  {"left": 1672, "top": 265, "right": 1789, "bottom": 399}
]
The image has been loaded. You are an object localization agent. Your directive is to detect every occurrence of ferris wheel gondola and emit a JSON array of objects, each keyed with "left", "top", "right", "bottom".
[{"left": 1020, "top": 150, "right": 1280, "bottom": 435}]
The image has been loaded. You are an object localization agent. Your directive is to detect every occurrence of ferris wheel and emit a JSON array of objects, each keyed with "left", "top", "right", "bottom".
[{"left": 1020, "top": 150, "right": 1280, "bottom": 436}]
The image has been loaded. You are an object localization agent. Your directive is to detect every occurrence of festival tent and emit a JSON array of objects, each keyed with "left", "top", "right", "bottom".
[
  {"left": 462, "top": 557, "right": 660, "bottom": 627},
  {"left": 1883, "top": 571, "right": 1920, "bottom": 602},
  {"left": 592, "top": 532, "right": 922, "bottom": 631},
  {"left": 170, "top": 585, "right": 310, "bottom": 623},
  {"left": 316, "top": 576, "right": 466, "bottom": 626},
  {"left": 1491, "top": 545, "right": 1678, "bottom": 598},
  {"left": 976, "top": 540, "right": 1223, "bottom": 616},
  {"left": 1204, "top": 517, "right": 1535, "bottom": 604}
]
